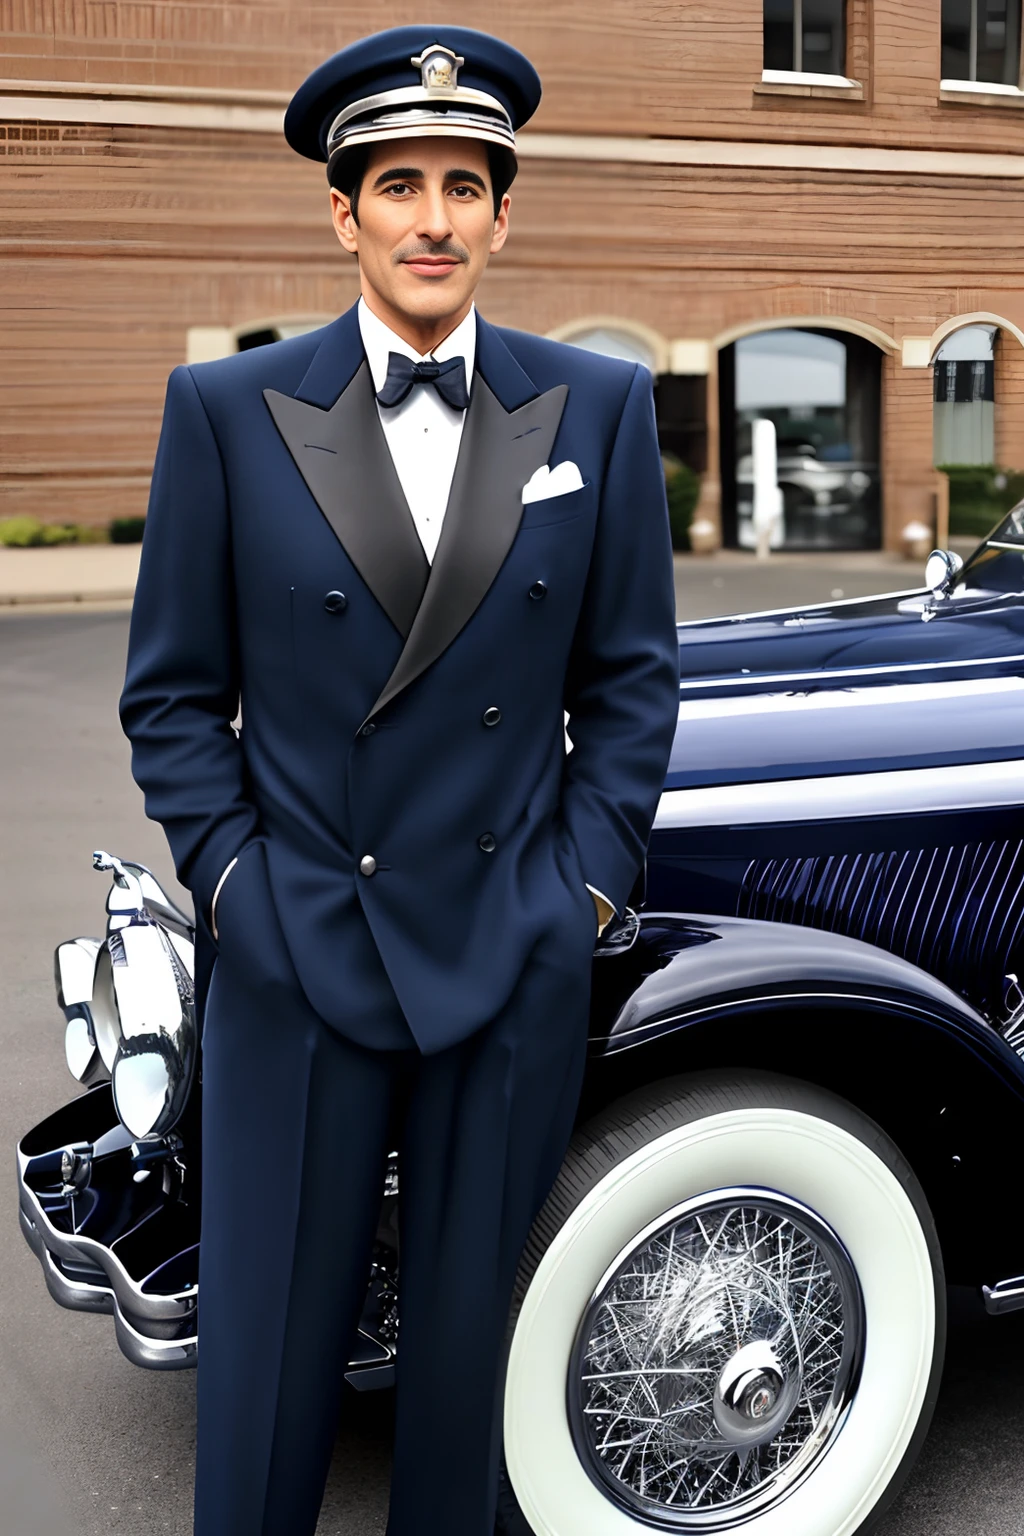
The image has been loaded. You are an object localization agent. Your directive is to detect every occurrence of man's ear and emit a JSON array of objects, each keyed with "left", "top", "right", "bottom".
[
  {"left": 330, "top": 188, "right": 360, "bottom": 254},
  {"left": 489, "top": 192, "right": 511, "bottom": 256}
]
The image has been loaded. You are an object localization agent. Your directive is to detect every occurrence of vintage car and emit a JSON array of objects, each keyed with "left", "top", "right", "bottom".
[
  {"left": 736, "top": 443, "right": 881, "bottom": 549},
  {"left": 18, "top": 507, "right": 1024, "bottom": 1536}
]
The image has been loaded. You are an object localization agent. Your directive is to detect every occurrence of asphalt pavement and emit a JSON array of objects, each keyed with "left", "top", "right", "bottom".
[
  {"left": 1, "top": 576, "right": 1020, "bottom": 1536},
  {"left": 673, "top": 547, "right": 932, "bottom": 620}
]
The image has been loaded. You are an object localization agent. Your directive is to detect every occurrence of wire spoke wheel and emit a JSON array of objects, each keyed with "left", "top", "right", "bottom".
[
  {"left": 569, "top": 1190, "right": 863, "bottom": 1528},
  {"left": 500, "top": 1073, "right": 944, "bottom": 1536}
]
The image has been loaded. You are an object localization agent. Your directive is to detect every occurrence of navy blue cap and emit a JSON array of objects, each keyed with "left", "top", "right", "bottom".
[{"left": 284, "top": 25, "right": 541, "bottom": 164}]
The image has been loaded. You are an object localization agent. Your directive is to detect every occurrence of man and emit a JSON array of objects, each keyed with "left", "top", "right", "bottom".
[{"left": 120, "top": 24, "right": 679, "bottom": 1536}]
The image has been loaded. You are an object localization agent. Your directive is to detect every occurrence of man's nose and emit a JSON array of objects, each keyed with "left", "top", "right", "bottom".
[{"left": 417, "top": 184, "right": 453, "bottom": 243}]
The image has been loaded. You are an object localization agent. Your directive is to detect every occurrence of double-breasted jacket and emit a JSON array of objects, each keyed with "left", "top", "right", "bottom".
[{"left": 120, "top": 303, "right": 681, "bottom": 1053}]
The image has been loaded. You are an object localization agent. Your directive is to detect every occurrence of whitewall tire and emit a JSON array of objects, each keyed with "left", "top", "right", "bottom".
[{"left": 500, "top": 1071, "right": 945, "bottom": 1536}]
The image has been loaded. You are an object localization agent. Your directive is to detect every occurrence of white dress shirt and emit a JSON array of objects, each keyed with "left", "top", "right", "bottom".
[{"left": 357, "top": 296, "right": 476, "bottom": 564}]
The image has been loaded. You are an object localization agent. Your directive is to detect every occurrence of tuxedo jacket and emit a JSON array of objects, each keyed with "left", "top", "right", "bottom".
[{"left": 120, "top": 303, "right": 680, "bottom": 1054}]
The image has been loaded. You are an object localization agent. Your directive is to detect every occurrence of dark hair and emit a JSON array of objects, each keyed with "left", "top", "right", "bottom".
[{"left": 328, "top": 142, "right": 517, "bottom": 224}]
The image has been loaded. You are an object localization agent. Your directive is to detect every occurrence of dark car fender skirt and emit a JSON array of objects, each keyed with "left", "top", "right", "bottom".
[{"left": 597, "top": 914, "right": 1018, "bottom": 1062}]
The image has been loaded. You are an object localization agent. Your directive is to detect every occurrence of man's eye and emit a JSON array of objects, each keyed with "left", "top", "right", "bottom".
[
  {"left": 386, "top": 183, "right": 411, "bottom": 195},
  {"left": 450, "top": 185, "right": 476, "bottom": 198}
]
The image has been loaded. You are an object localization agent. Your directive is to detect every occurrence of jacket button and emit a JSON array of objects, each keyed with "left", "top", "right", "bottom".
[
  {"left": 528, "top": 580, "right": 547, "bottom": 600},
  {"left": 482, "top": 706, "right": 501, "bottom": 727},
  {"left": 324, "top": 590, "right": 348, "bottom": 613},
  {"left": 360, "top": 723, "right": 376, "bottom": 737},
  {"left": 478, "top": 833, "right": 496, "bottom": 853},
  {"left": 359, "top": 855, "right": 377, "bottom": 876}
]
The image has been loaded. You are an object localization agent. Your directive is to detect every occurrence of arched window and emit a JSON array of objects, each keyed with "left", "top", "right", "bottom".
[
  {"left": 933, "top": 324, "right": 996, "bottom": 465},
  {"left": 559, "top": 327, "right": 658, "bottom": 371}
]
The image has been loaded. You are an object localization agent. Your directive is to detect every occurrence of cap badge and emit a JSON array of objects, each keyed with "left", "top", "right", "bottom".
[{"left": 411, "top": 45, "right": 465, "bottom": 93}]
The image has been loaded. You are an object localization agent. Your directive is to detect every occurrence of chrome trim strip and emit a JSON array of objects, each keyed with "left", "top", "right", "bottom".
[
  {"left": 655, "top": 759, "right": 1024, "bottom": 829},
  {"left": 983, "top": 1277, "right": 1024, "bottom": 1315},
  {"left": 603, "top": 985, "right": 994, "bottom": 1051},
  {"left": 677, "top": 650, "right": 1024, "bottom": 693},
  {"left": 677, "top": 673, "right": 1024, "bottom": 722}
]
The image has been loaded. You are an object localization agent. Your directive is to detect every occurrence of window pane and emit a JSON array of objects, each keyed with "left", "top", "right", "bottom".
[
  {"left": 933, "top": 359, "right": 995, "bottom": 402},
  {"left": 802, "top": 0, "right": 846, "bottom": 74},
  {"left": 977, "top": 0, "right": 1021, "bottom": 84},
  {"left": 764, "top": 0, "right": 796, "bottom": 71},
  {"left": 933, "top": 397, "right": 995, "bottom": 462},
  {"left": 733, "top": 329, "right": 881, "bottom": 551},
  {"left": 933, "top": 325, "right": 997, "bottom": 468},
  {"left": 935, "top": 324, "right": 996, "bottom": 361},
  {"left": 942, "top": 0, "right": 973, "bottom": 79}
]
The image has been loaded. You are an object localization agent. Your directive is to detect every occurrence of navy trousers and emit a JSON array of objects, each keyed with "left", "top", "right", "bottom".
[{"left": 193, "top": 843, "right": 592, "bottom": 1535}]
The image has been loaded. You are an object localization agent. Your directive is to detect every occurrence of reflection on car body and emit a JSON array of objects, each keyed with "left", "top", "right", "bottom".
[{"left": 737, "top": 446, "right": 880, "bottom": 549}]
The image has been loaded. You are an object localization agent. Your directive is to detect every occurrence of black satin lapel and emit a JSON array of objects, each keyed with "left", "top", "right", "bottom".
[
  {"left": 263, "top": 363, "right": 428, "bottom": 639},
  {"left": 367, "top": 378, "right": 569, "bottom": 720}
]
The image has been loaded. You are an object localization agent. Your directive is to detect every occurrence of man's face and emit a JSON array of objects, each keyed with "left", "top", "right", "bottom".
[{"left": 330, "top": 137, "right": 510, "bottom": 333}]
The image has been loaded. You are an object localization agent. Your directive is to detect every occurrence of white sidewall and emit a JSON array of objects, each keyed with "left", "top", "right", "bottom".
[{"left": 504, "top": 1107, "right": 936, "bottom": 1536}]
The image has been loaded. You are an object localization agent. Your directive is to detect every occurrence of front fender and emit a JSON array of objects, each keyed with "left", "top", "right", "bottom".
[
  {"left": 587, "top": 913, "right": 1024, "bottom": 1284},
  {"left": 598, "top": 912, "right": 1024, "bottom": 1092}
]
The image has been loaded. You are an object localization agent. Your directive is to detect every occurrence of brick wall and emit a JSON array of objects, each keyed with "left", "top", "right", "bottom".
[{"left": 4, "top": 0, "right": 1024, "bottom": 545}]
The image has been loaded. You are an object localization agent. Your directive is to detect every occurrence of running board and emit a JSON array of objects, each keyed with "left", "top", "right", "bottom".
[{"left": 983, "top": 1277, "right": 1024, "bottom": 1315}]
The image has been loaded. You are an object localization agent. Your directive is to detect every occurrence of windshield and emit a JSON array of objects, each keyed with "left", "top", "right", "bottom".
[{"left": 957, "top": 501, "right": 1024, "bottom": 594}]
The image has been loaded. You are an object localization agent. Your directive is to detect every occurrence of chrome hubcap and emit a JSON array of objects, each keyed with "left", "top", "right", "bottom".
[
  {"left": 713, "top": 1339, "right": 796, "bottom": 1445},
  {"left": 569, "top": 1188, "right": 864, "bottom": 1529}
]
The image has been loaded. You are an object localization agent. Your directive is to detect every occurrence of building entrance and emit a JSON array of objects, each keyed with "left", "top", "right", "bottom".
[{"left": 720, "top": 327, "right": 882, "bottom": 550}]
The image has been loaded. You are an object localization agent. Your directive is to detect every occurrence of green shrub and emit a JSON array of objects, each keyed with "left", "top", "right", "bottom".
[
  {"left": 663, "top": 456, "right": 701, "bottom": 551},
  {"left": 0, "top": 517, "right": 46, "bottom": 546},
  {"left": 0, "top": 518, "right": 115, "bottom": 546},
  {"left": 109, "top": 517, "right": 147, "bottom": 544},
  {"left": 939, "top": 463, "right": 1024, "bottom": 540}
]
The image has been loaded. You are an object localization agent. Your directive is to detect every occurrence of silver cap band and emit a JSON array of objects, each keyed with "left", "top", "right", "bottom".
[{"left": 326, "top": 85, "right": 515, "bottom": 157}]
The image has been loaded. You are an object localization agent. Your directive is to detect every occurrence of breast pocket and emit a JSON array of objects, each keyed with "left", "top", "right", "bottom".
[{"left": 518, "top": 480, "right": 594, "bottom": 530}]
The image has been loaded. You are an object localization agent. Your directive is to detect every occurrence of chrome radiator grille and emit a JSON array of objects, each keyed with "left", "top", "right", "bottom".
[{"left": 739, "top": 841, "right": 1024, "bottom": 1022}]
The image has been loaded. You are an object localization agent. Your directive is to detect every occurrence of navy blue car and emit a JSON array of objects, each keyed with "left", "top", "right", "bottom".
[{"left": 19, "top": 509, "right": 1024, "bottom": 1536}]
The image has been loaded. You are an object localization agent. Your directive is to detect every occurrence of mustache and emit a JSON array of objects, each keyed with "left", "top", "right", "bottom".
[{"left": 393, "top": 238, "right": 469, "bottom": 265}]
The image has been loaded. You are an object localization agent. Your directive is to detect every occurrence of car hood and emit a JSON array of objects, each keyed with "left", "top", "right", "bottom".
[{"left": 668, "top": 585, "right": 1024, "bottom": 790}]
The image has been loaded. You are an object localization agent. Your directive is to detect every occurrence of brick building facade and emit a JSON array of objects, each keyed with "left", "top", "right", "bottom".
[{"left": 4, "top": 1, "right": 1024, "bottom": 549}]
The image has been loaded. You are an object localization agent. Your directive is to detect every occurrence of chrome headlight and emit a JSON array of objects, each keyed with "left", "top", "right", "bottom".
[
  {"left": 107, "top": 919, "right": 196, "bottom": 1141},
  {"left": 89, "top": 942, "right": 123, "bottom": 1074},
  {"left": 54, "top": 937, "right": 105, "bottom": 1085},
  {"left": 113, "top": 1032, "right": 186, "bottom": 1143},
  {"left": 87, "top": 852, "right": 197, "bottom": 1142}
]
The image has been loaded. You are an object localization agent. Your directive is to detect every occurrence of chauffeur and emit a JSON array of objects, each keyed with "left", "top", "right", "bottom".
[{"left": 120, "top": 23, "right": 680, "bottom": 1536}]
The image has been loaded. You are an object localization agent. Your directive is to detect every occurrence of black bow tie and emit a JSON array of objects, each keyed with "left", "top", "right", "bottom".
[{"left": 375, "top": 352, "right": 470, "bottom": 412}]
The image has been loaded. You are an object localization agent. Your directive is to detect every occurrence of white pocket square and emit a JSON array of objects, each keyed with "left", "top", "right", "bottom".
[{"left": 521, "top": 460, "right": 584, "bottom": 504}]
